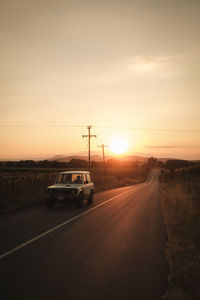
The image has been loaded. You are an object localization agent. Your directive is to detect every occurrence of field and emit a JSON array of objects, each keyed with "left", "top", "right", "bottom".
[
  {"left": 0, "top": 166, "right": 148, "bottom": 211},
  {"left": 160, "top": 165, "right": 200, "bottom": 300}
]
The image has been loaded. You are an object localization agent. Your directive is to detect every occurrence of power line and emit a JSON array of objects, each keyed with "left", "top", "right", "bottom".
[
  {"left": 0, "top": 124, "right": 200, "bottom": 133},
  {"left": 94, "top": 125, "right": 200, "bottom": 133},
  {"left": 0, "top": 125, "right": 83, "bottom": 128}
]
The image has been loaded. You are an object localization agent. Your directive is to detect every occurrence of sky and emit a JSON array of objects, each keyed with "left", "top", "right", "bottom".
[{"left": 0, "top": 0, "right": 200, "bottom": 160}]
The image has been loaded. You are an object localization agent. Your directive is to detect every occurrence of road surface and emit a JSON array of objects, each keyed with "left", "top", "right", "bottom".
[{"left": 0, "top": 170, "right": 168, "bottom": 300}]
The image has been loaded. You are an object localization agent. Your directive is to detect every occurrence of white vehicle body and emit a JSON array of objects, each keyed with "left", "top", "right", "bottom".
[{"left": 46, "top": 171, "right": 95, "bottom": 208}]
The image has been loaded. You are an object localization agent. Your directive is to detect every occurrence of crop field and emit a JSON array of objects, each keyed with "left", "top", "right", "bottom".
[
  {"left": 0, "top": 167, "right": 148, "bottom": 211},
  {"left": 160, "top": 165, "right": 200, "bottom": 300},
  {"left": 0, "top": 169, "right": 57, "bottom": 210}
]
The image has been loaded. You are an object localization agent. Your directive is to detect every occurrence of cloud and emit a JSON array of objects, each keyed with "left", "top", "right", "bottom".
[
  {"left": 146, "top": 146, "right": 176, "bottom": 149},
  {"left": 128, "top": 56, "right": 169, "bottom": 72}
]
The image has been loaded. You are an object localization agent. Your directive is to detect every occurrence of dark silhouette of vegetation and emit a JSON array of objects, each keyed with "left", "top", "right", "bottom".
[
  {"left": 160, "top": 164, "right": 200, "bottom": 299},
  {"left": 0, "top": 160, "right": 68, "bottom": 168},
  {"left": 0, "top": 159, "right": 91, "bottom": 169},
  {"left": 156, "top": 160, "right": 164, "bottom": 168},
  {"left": 68, "top": 159, "right": 88, "bottom": 168},
  {"left": 160, "top": 159, "right": 196, "bottom": 181},
  {"left": 165, "top": 159, "right": 190, "bottom": 171},
  {"left": 147, "top": 157, "right": 158, "bottom": 168}
]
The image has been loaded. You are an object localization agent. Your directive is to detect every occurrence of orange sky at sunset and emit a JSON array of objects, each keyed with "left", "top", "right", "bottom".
[{"left": 1, "top": 0, "right": 200, "bottom": 160}]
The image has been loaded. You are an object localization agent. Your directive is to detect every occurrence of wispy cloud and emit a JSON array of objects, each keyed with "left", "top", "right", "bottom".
[{"left": 146, "top": 146, "right": 176, "bottom": 149}]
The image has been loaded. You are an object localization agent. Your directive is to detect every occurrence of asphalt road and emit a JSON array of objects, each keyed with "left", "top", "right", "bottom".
[{"left": 0, "top": 170, "right": 168, "bottom": 300}]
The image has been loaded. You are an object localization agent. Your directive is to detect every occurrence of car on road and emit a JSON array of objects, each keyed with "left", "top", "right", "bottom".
[{"left": 45, "top": 171, "right": 95, "bottom": 209}]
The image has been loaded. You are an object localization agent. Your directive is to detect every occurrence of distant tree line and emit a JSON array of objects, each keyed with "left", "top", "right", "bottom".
[
  {"left": 0, "top": 159, "right": 87, "bottom": 168},
  {"left": 0, "top": 157, "right": 198, "bottom": 171},
  {"left": 147, "top": 157, "right": 197, "bottom": 169},
  {"left": 0, "top": 158, "right": 145, "bottom": 170}
]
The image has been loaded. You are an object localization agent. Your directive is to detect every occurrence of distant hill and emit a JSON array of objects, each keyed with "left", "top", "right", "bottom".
[
  {"left": 49, "top": 154, "right": 148, "bottom": 162},
  {"left": 50, "top": 154, "right": 102, "bottom": 162},
  {"left": 49, "top": 154, "right": 200, "bottom": 165}
]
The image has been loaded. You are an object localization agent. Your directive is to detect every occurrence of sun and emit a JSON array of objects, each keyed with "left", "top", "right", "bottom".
[{"left": 109, "top": 137, "right": 129, "bottom": 154}]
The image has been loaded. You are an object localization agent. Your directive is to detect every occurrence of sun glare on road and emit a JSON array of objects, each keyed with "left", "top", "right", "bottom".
[{"left": 109, "top": 137, "right": 129, "bottom": 154}]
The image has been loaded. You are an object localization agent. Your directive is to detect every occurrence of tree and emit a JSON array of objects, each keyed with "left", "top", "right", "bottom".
[
  {"left": 68, "top": 159, "right": 88, "bottom": 168},
  {"left": 147, "top": 157, "right": 158, "bottom": 168},
  {"left": 165, "top": 159, "right": 189, "bottom": 171}
]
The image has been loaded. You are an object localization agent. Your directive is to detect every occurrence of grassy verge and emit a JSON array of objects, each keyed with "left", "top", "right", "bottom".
[
  {"left": 93, "top": 172, "right": 146, "bottom": 193},
  {"left": 160, "top": 167, "right": 200, "bottom": 299},
  {"left": 0, "top": 167, "right": 148, "bottom": 212}
]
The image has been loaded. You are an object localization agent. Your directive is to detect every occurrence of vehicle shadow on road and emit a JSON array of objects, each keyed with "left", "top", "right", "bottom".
[{"left": 46, "top": 201, "right": 92, "bottom": 214}]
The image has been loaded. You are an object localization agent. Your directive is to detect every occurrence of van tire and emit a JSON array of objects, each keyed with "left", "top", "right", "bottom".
[{"left": 87, "top": 190, "right": 94, "bottom": 205}]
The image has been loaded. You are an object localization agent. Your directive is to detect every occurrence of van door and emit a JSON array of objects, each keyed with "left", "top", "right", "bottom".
[{"left": 83, "top": 174, "right": 90, "bottom": 198}]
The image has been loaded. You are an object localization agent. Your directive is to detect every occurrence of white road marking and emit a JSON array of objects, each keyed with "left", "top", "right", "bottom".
[{"left": 0, "top": 188, "right": 137, "bottom": 260}]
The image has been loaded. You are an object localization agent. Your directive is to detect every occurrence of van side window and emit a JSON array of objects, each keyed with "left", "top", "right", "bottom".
[
  {"left": 86, "top": 174, "right": 91, "bottom": 183},
  {"left": 83, "top": 174, "right": 88, "bottom": 184}
]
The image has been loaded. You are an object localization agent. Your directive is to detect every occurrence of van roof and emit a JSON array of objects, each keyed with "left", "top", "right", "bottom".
[{"left": 59, "top": 171, "right": 90, "bottom": 175}]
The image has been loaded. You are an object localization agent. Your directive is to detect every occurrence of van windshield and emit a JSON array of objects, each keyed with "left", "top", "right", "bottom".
[{"left": 56, "top": 174, "right": 83, "bottom": 184}]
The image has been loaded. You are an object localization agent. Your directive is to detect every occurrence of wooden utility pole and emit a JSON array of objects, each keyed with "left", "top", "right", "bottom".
[
  {"left": 98, "top": 144, "right": 108, "bottom": 174},
  {"left": 82, "top": 126, "right": 97, "bottom": 171}
]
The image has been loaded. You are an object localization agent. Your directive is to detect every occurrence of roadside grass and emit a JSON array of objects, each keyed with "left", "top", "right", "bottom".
[
  {"left": 93, "top": 171, "right": 147, "bottom": 192},
  {"left": 160, "top": 166, "right": 200, "bottom": 300},
  {"left": 0, "top": 167, "right": 148, "bottom": 211}
]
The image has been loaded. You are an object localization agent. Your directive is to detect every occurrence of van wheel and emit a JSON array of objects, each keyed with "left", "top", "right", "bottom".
[
  {"left": 77, "top": 193, "right": 84, "bottom": 208},
  {"left": 87, "top": 191, "right": 94, "bottom": 205}
]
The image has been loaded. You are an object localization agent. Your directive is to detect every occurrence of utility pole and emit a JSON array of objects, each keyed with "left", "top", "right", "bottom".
[
  {"left": 82, "top": 125, "right": 97, "bottom": 171},
  {"left": 98, "top": 144, "right": 108, "bottom": 175}
]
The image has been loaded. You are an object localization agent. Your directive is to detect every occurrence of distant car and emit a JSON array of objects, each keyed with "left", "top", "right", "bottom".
[{"left": 45, "top": 171, "right": 95, "bottom": 209}]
